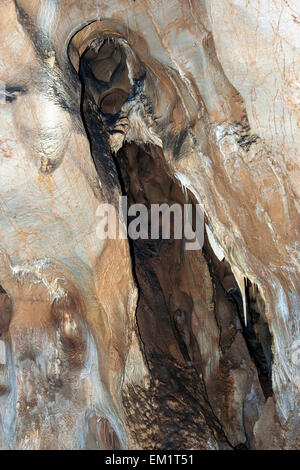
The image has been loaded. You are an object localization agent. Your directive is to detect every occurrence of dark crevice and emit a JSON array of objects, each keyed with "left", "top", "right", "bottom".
[
  {"left": 77, "top": 35, "right": 254, "bottom": 449},
  {"left": 202, "top": 233, "right": 273, "bottom": 399},
  {"left": 0, "top": 286, "right": 12, "bottom": 337},
  {"left": 227, "top": 282, "right": 273, "bottom": 398},
  {"left": 245, "top": 279, "right": 273, "bottom": 397}
]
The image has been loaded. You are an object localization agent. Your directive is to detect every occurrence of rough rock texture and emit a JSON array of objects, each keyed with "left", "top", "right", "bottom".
[{"left": 0, "top": 0, "right": 299, "bottom": 449}]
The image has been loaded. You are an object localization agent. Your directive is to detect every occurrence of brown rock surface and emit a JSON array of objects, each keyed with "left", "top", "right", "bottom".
[{"left": 0, "top": 0, "right": 299, "bottom": 449}]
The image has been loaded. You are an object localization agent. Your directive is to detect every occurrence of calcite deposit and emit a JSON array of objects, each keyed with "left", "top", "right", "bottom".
[{"left": 0, "top": 0, "right": 299, "bottom": 450}]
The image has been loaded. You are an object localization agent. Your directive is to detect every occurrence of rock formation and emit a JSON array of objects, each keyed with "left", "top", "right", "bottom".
[{"left": 0, "top": 0, "right": 299, "bottom": 450}]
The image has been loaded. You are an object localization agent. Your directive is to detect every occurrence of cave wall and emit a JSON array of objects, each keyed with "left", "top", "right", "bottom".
[{"left": 0, "top": 0, "right": 299, "bottom": 449}]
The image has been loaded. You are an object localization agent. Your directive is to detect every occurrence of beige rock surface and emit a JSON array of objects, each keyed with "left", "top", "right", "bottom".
[{"left": 0, "top": 0, "right": 299, "bottom": 449}]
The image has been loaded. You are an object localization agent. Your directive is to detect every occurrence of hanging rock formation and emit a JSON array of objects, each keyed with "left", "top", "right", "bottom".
[{"left": 0, "top": 0, "right": 299, "bottom": 450}]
